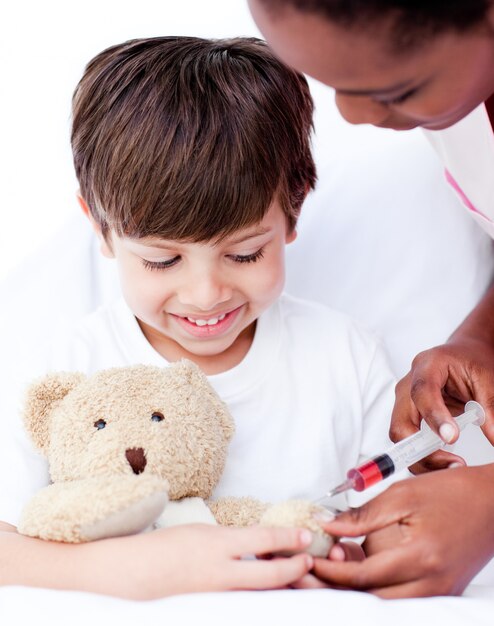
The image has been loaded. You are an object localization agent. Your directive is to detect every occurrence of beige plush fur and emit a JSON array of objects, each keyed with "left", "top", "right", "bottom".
[
  {"left": 260, "top": 500, "right": 334, "bottom": 557},
  {"left": 18, "top": 360, "right": 334, "bottom": 554},
  {"left": 19, "top": 360, "right": 233, "bottom": 542}
]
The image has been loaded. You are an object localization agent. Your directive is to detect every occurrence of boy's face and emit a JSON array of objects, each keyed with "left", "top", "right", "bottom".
[{"left": 96, "top": 201, "right": 295, "bottom": 374}]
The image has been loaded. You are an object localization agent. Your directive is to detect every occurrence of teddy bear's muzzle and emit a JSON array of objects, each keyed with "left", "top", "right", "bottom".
[{"left": 125, "top": 447, "right": 147, "bottom": 474}]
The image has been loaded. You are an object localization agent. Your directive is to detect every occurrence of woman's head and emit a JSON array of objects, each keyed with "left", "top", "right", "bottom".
[{"left": 249, "top": 0, "right": 494, "bottom": 129}]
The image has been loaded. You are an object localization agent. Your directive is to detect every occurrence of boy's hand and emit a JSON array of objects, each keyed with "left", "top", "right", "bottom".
[
  {"left": 389, "top": 338, "right": 494, "bottom": 474},
  {"left": 84, "top": 523, "right": 314, "bottom": 599}
]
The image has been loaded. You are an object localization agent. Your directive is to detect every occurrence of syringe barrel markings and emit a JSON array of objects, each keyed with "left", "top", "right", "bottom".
[{"left": 346, "top": 402, "right": 484, "bottom": 492}]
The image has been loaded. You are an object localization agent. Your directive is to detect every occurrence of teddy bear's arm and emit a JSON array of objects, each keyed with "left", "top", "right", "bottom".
[
  {"left": 18, "top": 475, "right": 168, "bottom": 543},
  {"left": 210, "top": 498, "right": 335, "bottom": 557},
  {"left": 208, "top": 496, "right": 269, "bottom": 527}
]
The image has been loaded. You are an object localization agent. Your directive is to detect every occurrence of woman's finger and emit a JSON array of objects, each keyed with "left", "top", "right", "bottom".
[
  {"left": 312, "top": 545, "right": 423, "bottom": 590},
  {"left": 329, "top": 541, "right": 365, "bottom": 562}
]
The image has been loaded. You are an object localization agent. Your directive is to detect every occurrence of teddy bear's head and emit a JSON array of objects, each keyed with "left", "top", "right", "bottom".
[{"left": 24, "top": 360, "right": 234, "bottom": 499}]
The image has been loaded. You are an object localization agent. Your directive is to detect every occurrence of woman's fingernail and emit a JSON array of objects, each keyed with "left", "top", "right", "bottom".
[
  {"left": 305, "top": 554, "right": 314, "bottom": 569},
  {"left": 439, "top": 423, "right": 456, "bottom": 443},
  {"left": 448, "top": 462, "right": 464, "bottom": 469},
  {"left": 330, "top": 544, "right": 346, "bottom": 561},
  {"left": 313, "top": 509, "right": 336, "bottom": 523},
  {"left": 300, "top": 530, "right": 313, "bottom": 545}
]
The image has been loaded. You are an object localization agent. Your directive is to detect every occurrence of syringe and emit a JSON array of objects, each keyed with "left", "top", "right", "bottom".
[{"left": 322, "top": 401, "right": 485, "bottom": 499}]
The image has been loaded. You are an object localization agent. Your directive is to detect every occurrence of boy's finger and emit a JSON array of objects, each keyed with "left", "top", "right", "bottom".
[
  {"left": 228, "top": 526, "right": 313, "bottom": 556},
  {"left": 233, "top": 553, "right": 313, "bottom": 589}
]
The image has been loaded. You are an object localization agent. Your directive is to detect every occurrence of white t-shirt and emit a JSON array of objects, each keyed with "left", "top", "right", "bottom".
[{"left": 0, "top": 293, "right": 396, "bottom": 526}]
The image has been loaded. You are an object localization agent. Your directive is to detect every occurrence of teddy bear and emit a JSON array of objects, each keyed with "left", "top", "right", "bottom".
[{"left": 18, "top": 360, "right": 333, "bottom": 556}]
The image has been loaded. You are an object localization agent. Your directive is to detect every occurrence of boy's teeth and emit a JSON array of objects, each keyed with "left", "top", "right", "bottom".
[{"left": 186, "top": 313, "right": 226, "bottom": 326}]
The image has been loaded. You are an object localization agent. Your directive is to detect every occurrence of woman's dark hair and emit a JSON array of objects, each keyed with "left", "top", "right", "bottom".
[
  {"left": 258, "top": 0, "right": 492, "bottom": 49},
  {"left": 72, "top": 36, "right": 315, "bottom": 241}
]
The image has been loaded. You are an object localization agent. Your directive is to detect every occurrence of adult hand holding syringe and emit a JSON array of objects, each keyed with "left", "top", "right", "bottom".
[{"left": 320, "top": 401, "right": 485, "bottom": 500}]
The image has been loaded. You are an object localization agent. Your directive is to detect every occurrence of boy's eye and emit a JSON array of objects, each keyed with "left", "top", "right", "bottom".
[
  {"left": 94, "top": 419, "right": 107, "bottom": 430},
  {"left": 228, "top": 248, "right": 265, "bottom": 264},
  {"left": 151, "top": 412, "right": 164, "bottom": 422},
  {"left": 142, "top": 256, "right": 181, "bottom": 271}
]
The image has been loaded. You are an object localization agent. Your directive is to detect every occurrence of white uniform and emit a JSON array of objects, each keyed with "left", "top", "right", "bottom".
[
  {"left": 425, "top": 104, "right": 494, "bottom": 238},
  {"left": 0, "top": 293, "right": 396, "bottom": 526}
]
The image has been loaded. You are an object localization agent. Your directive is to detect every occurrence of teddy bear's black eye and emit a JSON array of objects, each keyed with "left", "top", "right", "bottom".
[
  {"left": 94, "top": 419, "right": 107, "bottom": 430},
  {"left": 151, "top": 412, "right": 164, "bottom": 422}
]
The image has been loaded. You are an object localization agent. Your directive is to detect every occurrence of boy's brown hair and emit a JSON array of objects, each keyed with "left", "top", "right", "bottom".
[{"left": 71, "top": 36, "right": 316, "bottom": 241}]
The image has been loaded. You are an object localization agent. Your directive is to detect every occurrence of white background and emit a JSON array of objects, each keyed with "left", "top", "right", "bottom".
[{"left": 0, "top": 0, "right": 264, "bottom": 281}]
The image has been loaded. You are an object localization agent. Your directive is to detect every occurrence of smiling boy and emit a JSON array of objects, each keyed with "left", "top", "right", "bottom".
[
  {"left": 88, "top": 201, "right": 293, "bottom": 375},
  {"left": 0, "top": 36, "right": 397, "bottom": 597}
]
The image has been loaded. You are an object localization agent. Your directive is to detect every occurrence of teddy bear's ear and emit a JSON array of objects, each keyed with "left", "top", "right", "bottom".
[
  {"left": 172, "top": 359, "right": 235, "bottom": 440},
  {"left": 23, "top": 372, "right": 86, "bottom": 452}
]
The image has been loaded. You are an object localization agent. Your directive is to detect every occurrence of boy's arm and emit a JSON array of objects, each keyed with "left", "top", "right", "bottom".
[{"left": 0, "top": 522, "right": 314, "bottom": 599}]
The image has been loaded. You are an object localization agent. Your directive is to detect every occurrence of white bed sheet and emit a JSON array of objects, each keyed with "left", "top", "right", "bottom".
[{"left": 1, "top": 586, "right": 493, "bottom": 626}]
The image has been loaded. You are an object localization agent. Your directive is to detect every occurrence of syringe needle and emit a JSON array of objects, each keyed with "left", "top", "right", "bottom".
[{"left": 314, "top": 478, "right": 354, "bottom": 504}]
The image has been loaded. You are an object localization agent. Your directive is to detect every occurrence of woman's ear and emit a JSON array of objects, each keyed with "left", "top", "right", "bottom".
[{"left": 77, "top": 194, "right": 114, "bottom": 259}]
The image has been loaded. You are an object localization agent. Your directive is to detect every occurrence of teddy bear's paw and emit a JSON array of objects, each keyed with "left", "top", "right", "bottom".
[
  {"left": 18, "top": 474, "right": 168, "bottom": 543},
  {"left": 259, "top": 500, "right": 334, "bottom": 557},
  {"left": 80, "top": 489, "right": 168, "bottom": 541}
]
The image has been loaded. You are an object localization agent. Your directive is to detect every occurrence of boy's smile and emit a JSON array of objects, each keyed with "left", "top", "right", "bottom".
[
  {"left": 172, "top": 306, "right": 242, "bottom": 338},
  {"left": 97, "top": 202, "right": 295, "bottom": 375}
]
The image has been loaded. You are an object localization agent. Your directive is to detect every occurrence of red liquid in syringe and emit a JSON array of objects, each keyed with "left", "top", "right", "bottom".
[{"left": 347, "top": 454, "right": 395, "bottom": 491}]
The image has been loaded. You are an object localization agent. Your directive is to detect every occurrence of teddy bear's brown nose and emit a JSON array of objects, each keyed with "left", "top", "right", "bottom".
[{"left": 125, "top": 447, "right": 147, "bottom": 474}]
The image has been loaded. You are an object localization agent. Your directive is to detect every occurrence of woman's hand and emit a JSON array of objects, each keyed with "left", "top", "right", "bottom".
[
  {"left": 309, "top": 465, "right": 494, "bottom": 598},
  {"left": 390, "top": 281, "right": 494, "bottom": 473},
  {"left": 290, "top": 540, "right": 365, "bottom": 590},
  {"left": 391, "top": 338, "right": 494, "bottom": 473}
]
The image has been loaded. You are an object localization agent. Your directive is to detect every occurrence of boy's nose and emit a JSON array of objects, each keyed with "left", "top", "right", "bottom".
[
  {"left": 334, "top": 92, "right": 389, "bottom": 126},
  {"left": 178, "top": 273, "right": 232, "bottom": 311}
]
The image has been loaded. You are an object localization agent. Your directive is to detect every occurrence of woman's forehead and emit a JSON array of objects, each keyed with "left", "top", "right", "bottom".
[{"left": 250, "top": 2, "right": 485, "bottom": 89}]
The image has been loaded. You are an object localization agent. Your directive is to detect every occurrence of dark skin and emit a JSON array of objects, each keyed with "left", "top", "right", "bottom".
[{"left": 249, "top": 0, "right": 494, "bottom": 597}]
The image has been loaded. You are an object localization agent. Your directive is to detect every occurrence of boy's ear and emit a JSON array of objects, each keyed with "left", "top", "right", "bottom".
[
  {"left": 286, "top": 227, "right": 297, "bottom": 244},
  {"left": 77, "top": 194, "right": 114, "bottom": 259},
  {"left": 23, "top": 372, "right": 86, "bottom": 453}
]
